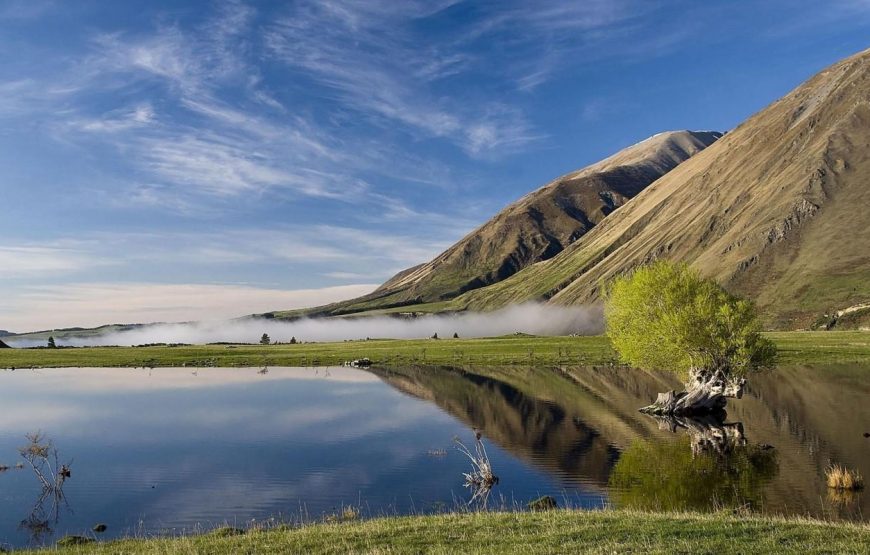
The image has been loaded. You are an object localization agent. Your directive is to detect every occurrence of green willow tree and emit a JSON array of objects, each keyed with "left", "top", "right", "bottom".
[{"left": 605, "top": 261, "right": 776, "bottom": 415}]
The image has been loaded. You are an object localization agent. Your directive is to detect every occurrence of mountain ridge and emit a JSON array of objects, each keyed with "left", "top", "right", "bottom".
[
  {"left": 451, "top": 46, "right": 870, "bottom": 328},
  {"left": 267, "top": 130, "right": 721, "bottom": 319}
]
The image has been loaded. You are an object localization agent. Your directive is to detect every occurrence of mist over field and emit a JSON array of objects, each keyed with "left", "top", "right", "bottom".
[{"left": 12, "top": 304, "right": 603, "bottom": 347}]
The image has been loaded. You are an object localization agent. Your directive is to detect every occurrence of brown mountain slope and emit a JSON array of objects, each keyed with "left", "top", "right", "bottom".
[
  {"left": 456, "top": 47, "right": 870, "bottom": 328},
  {"left": 373, "top": 130, "right": 721, "bottom": 303},
  {"left": 267, "top": 131, "right": 719, "bottom": 318}
]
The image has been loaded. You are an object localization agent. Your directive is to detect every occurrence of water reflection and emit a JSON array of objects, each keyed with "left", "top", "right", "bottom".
[
  {"left": 0, "top": 363, "right": 868, "bottom": 548},
  {"left": 370, "top": 364, "right": 870, "bottom": 520},
  {"left": 0, "top": 367, "right": 573, "bottom": 548},
  {"left": 609, "top": 414, "right": 778, "bottom": 511},
  {"left": 19, "top": 480, "right": 71, "bottom": 545},
  {"left": 370, "top": 366, "right": 620, "bottom": 486}
]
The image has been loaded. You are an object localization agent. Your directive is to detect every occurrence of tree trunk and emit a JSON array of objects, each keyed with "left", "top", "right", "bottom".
[{"left": 640, "top": 368, "right": 746, "bottom": 416}]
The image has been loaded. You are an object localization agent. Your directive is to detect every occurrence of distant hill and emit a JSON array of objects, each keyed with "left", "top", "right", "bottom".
[
  {"left": 3, "top": 323, "right": 153, "bottom": 343},
  {"left": 267, "top": 130, "right": 720, "bottom": 319}
]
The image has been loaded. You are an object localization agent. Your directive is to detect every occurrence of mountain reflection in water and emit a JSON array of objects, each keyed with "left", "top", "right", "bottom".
[
  {"left": 369, "top": 364, "right": 870, "bottom": 520},
  {"left": 0, "top": 363, "right": 867, "bottom": 548}
]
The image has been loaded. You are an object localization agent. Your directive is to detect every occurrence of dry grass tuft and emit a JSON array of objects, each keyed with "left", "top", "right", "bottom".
[
  {"left": 826, "top": 464, "right": 865, "bottom": 491},
  {"left": 324, "top": 505, "right": 360, "bottom": 524},
  {"left": 455, "top": 432, "right": 499, "bottom": 507}
]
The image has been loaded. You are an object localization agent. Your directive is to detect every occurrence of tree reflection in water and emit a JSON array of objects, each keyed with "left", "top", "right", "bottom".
[
  {"left": 16, "top": 433, "right": 73, "bottom": 546},
  {"left": 609, "top": 414, "right": 778, "bottom": 512},
  {"left": 19, "top": 485, "right": 71, "bottom": 545}
]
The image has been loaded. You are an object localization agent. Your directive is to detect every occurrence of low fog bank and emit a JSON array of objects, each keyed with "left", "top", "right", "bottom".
[{"left": 12, "top": 304, "right": 603, "bottom": 347}]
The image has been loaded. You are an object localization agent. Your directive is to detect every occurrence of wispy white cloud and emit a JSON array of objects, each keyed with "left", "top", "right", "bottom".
[
  {"left": 0, "top": 282, "right": 378, "bottom": 330},
  {"left": 72, "top": 103, "right": 155, "bottom": 133},
  {"left": 508, "top": 0, "right": 641, "bottom": 32},
  {"left": 135, "top": 131, "right": 348, "bottom": 198},
  {"left": 1, "top": 5, "right": 477, "bottom": 210},
  {"left": 144, "top": 226, "right": 454, "bottom": 272},
  {"left": 51, "top": 29, "right": 371, "bottom": 202},
  {"left": 0, "top": 78, "right": 79, "bottom": 119},
  {"left": 0, "top": 225, "right": 458, "bottom": 290},
  {"left": 264, "top": 1, "right": 543, "bottom": 157},
  {"left": 0, "top": 245, "right": 105, "bottom": 278},
  {"left": 305, "top": 225, "right": 452, "bottom": 268},
  {"left": 0, "top": 0, "right": 680, "bottom": 214}
]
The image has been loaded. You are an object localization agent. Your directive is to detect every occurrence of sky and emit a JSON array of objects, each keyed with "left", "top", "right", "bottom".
[{"left": 1, "top": 0, "right": 870, "bottom": 332}]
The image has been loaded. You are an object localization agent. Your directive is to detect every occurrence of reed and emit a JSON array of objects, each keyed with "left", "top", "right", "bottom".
[{"left": 826, "top": 464, "right": 865, "bottom": 491}]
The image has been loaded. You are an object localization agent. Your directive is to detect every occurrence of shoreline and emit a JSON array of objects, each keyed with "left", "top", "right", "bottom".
[
  {"left": 21, "top": 509, "right": 870, "bottom": 554},
  {"left": 2, "top": 331, "right": 870, "bottom": 369}
]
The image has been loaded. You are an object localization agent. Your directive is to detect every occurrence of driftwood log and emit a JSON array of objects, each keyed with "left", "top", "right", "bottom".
[{"left": 641, "top": 368, "right": 746, "bottom": 416}]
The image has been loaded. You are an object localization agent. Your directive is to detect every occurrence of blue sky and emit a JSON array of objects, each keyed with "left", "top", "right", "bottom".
[{"left": 1, "top": 0, "right": 869, "bottom": 331}]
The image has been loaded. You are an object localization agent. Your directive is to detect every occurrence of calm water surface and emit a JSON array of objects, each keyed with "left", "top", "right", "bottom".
[{"left": 0, "top": 364, "right": 868, "bottom": 548}]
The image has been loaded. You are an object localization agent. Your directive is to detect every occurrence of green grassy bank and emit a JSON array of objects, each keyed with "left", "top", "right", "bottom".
[
  {"left": 2, "top": 331, "right": 870, "bottom": 369},
  {"left": 28, "top": 510, "right": 870, "bottom": 554}
]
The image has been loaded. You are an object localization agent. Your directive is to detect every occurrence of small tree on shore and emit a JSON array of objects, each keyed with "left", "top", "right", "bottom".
[
  {"left": 605, "top": 261, "right": 776, "bottom": 415},
  {"left": 47, "top": 336, "right": 56, "bottom": 349},
  {"left": 260, "top": 333, "right": 271, "bottom": 345}
]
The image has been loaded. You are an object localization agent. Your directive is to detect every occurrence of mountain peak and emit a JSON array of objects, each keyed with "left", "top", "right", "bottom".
[{"left": 274, "top": 129, "right": 720, "bottom": 318}]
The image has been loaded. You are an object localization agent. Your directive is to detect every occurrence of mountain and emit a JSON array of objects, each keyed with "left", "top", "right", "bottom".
[
  {"left": 266, "top": 130, "right": 720, "bottom": 319},
  {"left": 374, "top": 131, "right": 721, "bottom": 301},
  {"left": 268, "top": 47, "right": 870, "bottom": 329},
  {"left": 452, "top": 47, "right": 870, "bottom": 328}
]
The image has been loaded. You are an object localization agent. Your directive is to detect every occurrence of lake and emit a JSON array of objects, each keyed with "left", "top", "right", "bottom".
[{"left": 0, "top": 364, "right": 868, "bottom": 548}]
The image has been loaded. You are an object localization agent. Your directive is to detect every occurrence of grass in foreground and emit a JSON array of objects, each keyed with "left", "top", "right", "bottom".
[
  {"left": 26, "top": 510, "right": 870, "bottom": 554},
  {"left": 2, "top": 331, "right": 870, "bottom": 369}
]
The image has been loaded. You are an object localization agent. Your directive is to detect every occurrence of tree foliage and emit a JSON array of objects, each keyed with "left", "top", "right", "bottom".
[
  {"left": 260, "top": 333, "right": 271, "bottom": 345},
  {"left": 605, "top": 261, "right": 775, "bottom": 377}
]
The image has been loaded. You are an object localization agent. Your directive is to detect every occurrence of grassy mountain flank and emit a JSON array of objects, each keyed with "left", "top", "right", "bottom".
[
  {"left": 266, "top": 131, "right": 719, "bottom": 319},
  {"left": 447, "top": 47, "right": 870, "bottom": 328}
]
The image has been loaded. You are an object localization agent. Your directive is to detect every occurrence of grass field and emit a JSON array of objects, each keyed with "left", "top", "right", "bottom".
[
  {"left": 27, "top": 510, "right": 870, "bottom": 554},
  {"left": 2, "top": 331, "right": 870, "bottom": 369}
]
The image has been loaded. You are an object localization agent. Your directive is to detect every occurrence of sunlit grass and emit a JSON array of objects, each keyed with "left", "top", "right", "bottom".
[
  {"left": 3, "top": 331, "right": 870, "bottom": 369},
  {"left": 25, "top": 509, "right": 870, "bottom": 554}
]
